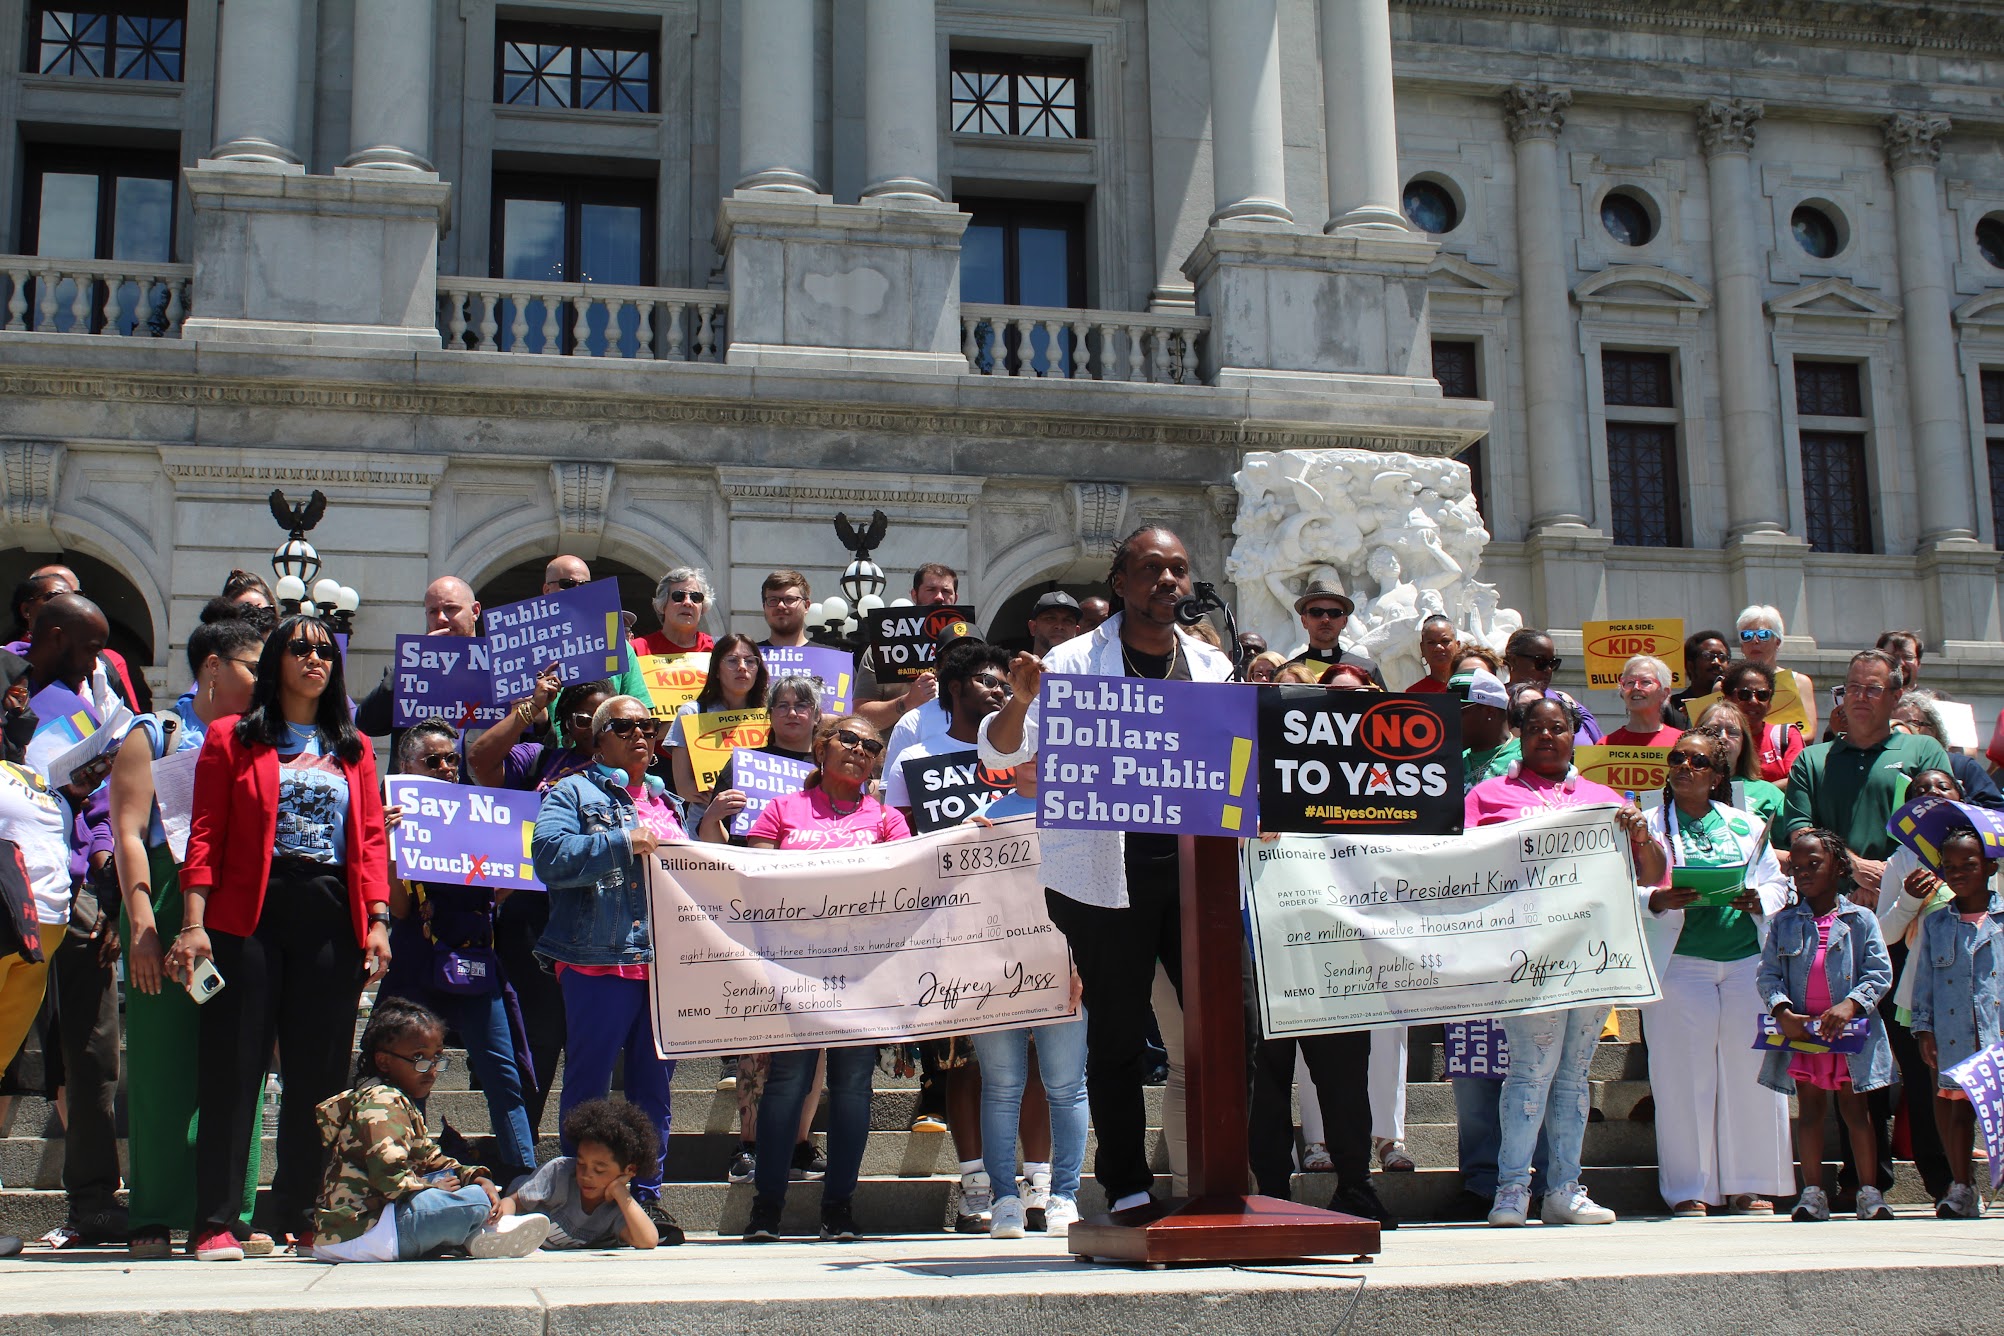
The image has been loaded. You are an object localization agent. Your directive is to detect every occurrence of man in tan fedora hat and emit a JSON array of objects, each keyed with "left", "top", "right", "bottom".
[{"left": 1284, "top": 579, "right": 1386, "bottom": 687}]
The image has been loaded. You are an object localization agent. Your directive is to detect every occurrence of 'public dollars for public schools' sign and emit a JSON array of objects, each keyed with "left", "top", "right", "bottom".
[
  {"left": 1246, "top": 804, "right": 1662, "bottom": 1036},
  {"left": 644, "top": 814, "right": 1073, "bottom": 1058}
]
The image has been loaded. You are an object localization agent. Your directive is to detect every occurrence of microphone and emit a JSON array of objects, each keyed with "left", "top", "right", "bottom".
[{"left": 1175, "top": 581, "right": 1221, "bottom": 625}]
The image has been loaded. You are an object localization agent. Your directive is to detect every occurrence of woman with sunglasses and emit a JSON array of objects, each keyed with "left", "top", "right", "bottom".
[
  {"left": 107, "top": 614, "right": 270, "bottom": 1260},
  {"left": 1502, "top": 628, "right": 1603, "bottom": 744},
  {"left": 632, "top": 567, "right": 717, "bottom": 659},
  {"left": 1690, "top": 700, "right": 1788, "bottom": 832},
  {"left": 530, "top": 694, "right": 687, "bottom": 1243},
  {"left": 667, "top": 633, "right": 769, "bottom": 803},
  {"left": 1719, "top": 661, "right": 1803, "bottom": 787},
  {"left": 1734, "top": 605, "right": 1817, "bottom": 740},
  {"left": 743, "top": 716, "right": 911, "bottom": 1243},
  {"left": 378, "top": 721, "right": 538, "bottom": 1186},
  {"left": 1642, "top": 730, "right": 1792, "bottom": 1219},
  {"left": 173, "top": 615, "right": 392, "bottom": 1259}
]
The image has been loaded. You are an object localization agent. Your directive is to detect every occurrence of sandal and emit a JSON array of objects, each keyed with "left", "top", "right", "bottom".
[
  {"left": 1728, "top": 1194, "right": 1775, "bottom": 1215},
  {"left": 128, "top": 1228, "right": 173, "bottom": 1260},
  {"left": 243, "top": 1232, "right": 277, "bottom": 1256},
  {"left": 1300, "top": 1141, "right": 1334, "bottom": 1173},
  {"left": 1670, "top": 1199, "right": 1709, "bottom": 1217},
  {"left": 1375, "top": 1138, "right": 1417, "bottom": 1172}
]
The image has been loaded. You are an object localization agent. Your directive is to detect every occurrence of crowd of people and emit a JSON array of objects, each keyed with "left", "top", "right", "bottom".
[{"left": 0, "top": 535, "right": 1998, "bottom": 1265}]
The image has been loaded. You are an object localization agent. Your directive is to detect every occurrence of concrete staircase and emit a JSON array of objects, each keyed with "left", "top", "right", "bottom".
[{"left": 0, "top": 1007, "right": 1940, "bottom": 1239}]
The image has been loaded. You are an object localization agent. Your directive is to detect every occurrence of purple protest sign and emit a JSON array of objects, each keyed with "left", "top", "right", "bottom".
[
  {"left": 727, "top": 749, "right": 814, "bottom": 838},
  {"left": 483, "top": 577, "right": 627, "bottom": 704},
  {"left": 1945, "top": 1043, "right": 2004, "bottom": 1188},
  {"left": 392, "top": 635, "right": 508, "bottom": 728},
  {"left": 1035, "top": 675, "right": 1257, "bottom": 838},
  {"left": 1443, "top": 1021, "right": 1511, "bottom": 1079},
  {"left": 756, "top": 644, "right": 856, "bottom": 715},
  {"left": 384, "top": 774, "right": 542, "bottom": 892},
  {"left": 1888, "top": 795, "right": 2004, "bottom": 872}
]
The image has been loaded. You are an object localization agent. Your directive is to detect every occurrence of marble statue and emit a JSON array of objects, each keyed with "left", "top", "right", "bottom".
[{"left": 1227, "top": 449, "right": 1523, "bottom": 690}]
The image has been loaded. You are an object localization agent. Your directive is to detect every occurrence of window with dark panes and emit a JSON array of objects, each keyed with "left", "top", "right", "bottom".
[
  {"left": 490, "top": 173, "right": 654, "bottom": 356},
  {"left": 1793, "top": 360, "right": 1871, "bottom": 553},
  {"left": 959, "top": 197, "right": 1087, "bottom": 375},
  {"left": 951, "top": 53, "right": 1086, "bottom": 138},
  {"left": 20, "top": 145, "right": 177, "bottom": 334},
  {"left": 497, "top": 22, "right": 654, "bottom": 112},
  {"left": 1433, "top": 340, "right": 1487, "bottom": 522},
  {"left": 1601, "top": 350, "right": 1682, "bottom": 546},
  {"left": 1985, "top": 371, "right": 2004, "bottom": 541},
  {"left": 30, "top": 2, "right": 183, "bottom": 81}
]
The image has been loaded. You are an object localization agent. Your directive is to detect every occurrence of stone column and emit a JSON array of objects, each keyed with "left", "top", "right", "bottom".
[
  {"left": 1207, "top": 0, "right": 1293, "bottom": 225},
  {"left": 735, "top": 0, "right": 819, "bottom": 194},
  {"left": 344, "top": 0, "right": 436, "bottom": 172},
  {"left": 1697, "top": 98, "right": 1787, "bottom": 537},
  {"left": 1886, "top": 112, "right": 1978, "bottom": 545},
  {"left": 210, "top": 0, "right": 306, "bottom": 163},
  {"left": 1319, "top": 0, "right": 1410, "bottom": 233},
  {"left": 1504, "top": 84, "right": 1590, "bottom": 529},
  {"left": 860, "top": 0, "right": 945, "bottom": 203}
]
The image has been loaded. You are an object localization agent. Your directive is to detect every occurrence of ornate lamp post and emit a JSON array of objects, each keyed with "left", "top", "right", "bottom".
[
  {"left": 268, "top": 488, "right": 362, "bottom": 632},
  {"left": 807, "top": 509, "right": 895, "bottom": 644}
]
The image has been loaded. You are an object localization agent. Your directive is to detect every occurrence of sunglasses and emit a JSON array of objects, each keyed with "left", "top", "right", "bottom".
[
  {"left": 286, "top": 638, "right": 337, "bottom": 662},
  {"left": 1303, "top": 607, "right": 1350, "bottom": 620},
  {"left": 1521, "top": 656, "right": 1563, "bottom": 673},
  {"left": 550, "top": 577, "right": 584, "bottom": 589},
  {"left": 1664, "top": 751, "right": 1715, "bottom": 771},
  {"left": 667, "top": 589, "right": 706, "bottom": 604},
  {"left": 1738, "top": 628, "right": 1779, "bottom": 642},
  {"left": 1730, "top": 686, "right": 1773, "bottom": 703},
  {"left": 385, "top": 1051, "right": 450, "bottom": 1075},
  {"left": 601, "top": 716, "right": 665, "bottom": 739},
  {"left": 419, "top": 752, "right": 460, "bottom": 772},
  {"left": 831, "top": 730, "right": 885, "bottom": 756}
]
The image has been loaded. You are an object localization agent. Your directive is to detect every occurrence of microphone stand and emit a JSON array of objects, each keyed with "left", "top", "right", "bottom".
[{"left": 1175, "top": 581, "right": 1244, "bottom": 682}]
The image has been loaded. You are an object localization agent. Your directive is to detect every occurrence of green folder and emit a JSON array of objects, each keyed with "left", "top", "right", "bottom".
[{"left": 1671, "top": 863, "right": 1751, "bottom": 906}]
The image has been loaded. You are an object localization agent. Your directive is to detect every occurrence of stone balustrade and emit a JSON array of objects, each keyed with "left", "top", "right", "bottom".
[
  {"left": 959, "top": 304, "right": 1210, "bottom": 385},
  {"left": 0, "top": 257, "right": 192, "bottom": 338},
  {"left": 438, "top": 279, "right": 727, "bottom": 361}
]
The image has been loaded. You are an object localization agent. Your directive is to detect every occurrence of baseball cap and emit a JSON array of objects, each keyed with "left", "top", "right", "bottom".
[
  {"left": 933, "top": 619, "right": 983, "bottom": 654},
  {"left": 1450, "top": 666, "right": 1509, "bottom": 711},
  {"left": 1032, "top": 591, "right": 1082, "bottom": 618}
]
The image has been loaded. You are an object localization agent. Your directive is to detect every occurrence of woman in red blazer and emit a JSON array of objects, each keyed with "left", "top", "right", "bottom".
[{"left": 170, "top": 614, "right": 391, "bottom": 1259}]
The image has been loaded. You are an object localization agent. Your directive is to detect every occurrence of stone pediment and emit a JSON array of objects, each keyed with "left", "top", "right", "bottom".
[
  {"left": 1572, "top": 265, "right": 1712, "bottom": 323},
  {"left": 1767, "top": 277, "right": 1901, "bottom": 334},
  {"left": 1953, "top": 289, "right": 2004, "bottom": 330},
  {"left": 1427, "top": 254, "right": 1516, "bottom": 314}
]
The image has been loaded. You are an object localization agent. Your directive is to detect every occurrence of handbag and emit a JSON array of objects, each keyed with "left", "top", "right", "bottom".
[{"left": 0, "top": 839, "right": 41, "bottom": 963}]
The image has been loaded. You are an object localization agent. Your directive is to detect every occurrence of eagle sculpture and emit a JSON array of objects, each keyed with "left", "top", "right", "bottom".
[
  {"left": 833, "top": 509, "right": 889, "bottom": 560},
  {"left": 269, "top": 488, "right": 328, "bottom": 538}
]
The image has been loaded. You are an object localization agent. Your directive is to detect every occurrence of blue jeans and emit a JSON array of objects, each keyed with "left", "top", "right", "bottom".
[
  {"left": 755, "top": 1045, "right": 877, "bottom": 1205},
  {"left": 1453, "top": 1077, "right": 1550, "bottom": 1198},
  {"left": 393, "top": 1183, "right": 491, "bottom": 1258},
  {"left": 1497, "top": 1005, "right": 1605, "bottom": 1193},
  {"left": 556, "top": 970, "right": 675, "bottom": 1198},
  {"left": 971, "top": 1018, "right": 1089, "bottom": 1203},
  {"left": 432, "top": 989, "right": 536, "bottom": 1177}
]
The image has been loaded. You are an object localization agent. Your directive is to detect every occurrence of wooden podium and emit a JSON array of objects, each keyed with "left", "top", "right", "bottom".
[{"left": 1068, "top": 834, "right": 1384, "bottom": 1266}]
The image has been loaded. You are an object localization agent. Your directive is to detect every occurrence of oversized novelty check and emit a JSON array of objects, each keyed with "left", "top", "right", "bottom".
[
  {"left": 1247, "top": 804, "right": 1660, "bottom": 1036},
  {"left": 645, "top": 814, "right": 1072, "bottom": 1056}
]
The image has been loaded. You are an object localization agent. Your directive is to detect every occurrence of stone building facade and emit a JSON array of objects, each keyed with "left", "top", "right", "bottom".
[{"left": 1, "top": 0, "right": 2001, "bottom": 719}]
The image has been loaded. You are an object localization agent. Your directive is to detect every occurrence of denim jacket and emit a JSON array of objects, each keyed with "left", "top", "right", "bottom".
[
  {"left": 1755, "top": 897, "right": 1894, "bottom": 1094},
  {"left": 531, "top": 768, "right": 682, "bottom": 967},
  {"left": 1908, "top": 893, "right": 2004, "bottom": 1080}
]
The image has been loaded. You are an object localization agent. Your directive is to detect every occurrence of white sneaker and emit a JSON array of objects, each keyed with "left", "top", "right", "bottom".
[
  {"left": 468, "top": 1213, "right": 552, "bottom": 1258},
  {"left": 1021, "top": 1169, "right": 1051, "bottom": 1231},
  {"left": 955, "top": 1170, "right": 993, "bottom": 1233},
  {"left": 1042, "top": 1196, "right": 1082, "bottom": 1234},
  {"left": 1791, "top": 1185, "right": 1830, "bottom": 1222},
  {"left": 1855, "top": 1186, "right": 1895, "bottom": 1221},
  {"left": 1540, "top": 1182, "right": 1616, "bottom": 1225},
  {"left": 1488, "top": 1184, "right": 1531, "bottom": 1227},
  {"left": 1937, "top": 1183, "right": 1985, "bottom": 1219},
  {"left": 989, "top": 1196, "right": 1027, "bottom": 1239}
]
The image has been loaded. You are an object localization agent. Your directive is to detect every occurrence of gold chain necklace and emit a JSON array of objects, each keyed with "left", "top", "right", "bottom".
[{"left": 1121, "top": 638, "right": 1180, "bottom": 680}]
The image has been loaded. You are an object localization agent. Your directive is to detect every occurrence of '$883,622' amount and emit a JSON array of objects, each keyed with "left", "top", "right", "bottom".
[{"left": 940, "top": 838, "right": 1035, "bottom": 875}]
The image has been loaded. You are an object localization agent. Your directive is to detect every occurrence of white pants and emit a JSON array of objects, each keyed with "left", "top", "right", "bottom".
[
  {"left": 1644, "top": 952, "right": 1793, "bottom": 1206},
  {"left": 1151, "top": 965, "right": 1188, "bottom": 1195},
  {"left": 1296, "top": 1025, "right": 1407, "bottom": 1145}
]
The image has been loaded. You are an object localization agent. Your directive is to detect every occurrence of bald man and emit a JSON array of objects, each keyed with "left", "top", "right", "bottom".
[
  {"left": 543, "top": 555, "right": 591, "bottom": 593},
  {"left": 10, "top": 567, "right": 141, "bottom": 711},
  {"left": 423, "top": 576, "right": 481, "bottom": 637},
  {"left": 25, "top": 593, "right": 108, "bottom": 699}
]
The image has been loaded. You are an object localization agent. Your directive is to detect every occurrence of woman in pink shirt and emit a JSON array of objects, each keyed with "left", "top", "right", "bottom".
[
  {"left": 742, "top": 717, "right": 909, "bottom": 1243},
  {"left": 1464, "top": 696, "right": 1664, "bottom": 1229}
]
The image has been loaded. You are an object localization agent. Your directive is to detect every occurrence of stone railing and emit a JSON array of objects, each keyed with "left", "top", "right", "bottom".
[
  {"left": 0, "top": 257, "right": 192, "bottom": 337},
  {"left": 438, "top": 279, "right": 727, "bottom": 361},
  {"left": 960, "top": 304, "right": 1210, "bottom": 385}
]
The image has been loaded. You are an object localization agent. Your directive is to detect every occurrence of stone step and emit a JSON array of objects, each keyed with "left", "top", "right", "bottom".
[{"left": 1423, "top": 1039, "right": 1648, "bottom": 1083}]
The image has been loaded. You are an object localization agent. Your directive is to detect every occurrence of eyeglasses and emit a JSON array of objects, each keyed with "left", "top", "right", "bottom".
[
  {"left": 1694, "top": 723, "right": 1736, "bottom": 739},
  {"left": 385, "top": 1051, "right": 450, "bottom": 1075},
  {"left": 1303, "top": 606, "right": 1350, "bottom": 620},
  {"left": 286, "top": 638, "right": 337, "bottom": 662},
  {"left": 1617, "top": 676, "right": 1661, "bottom": 691},
  {"left": 1844, "top": 683, "right": 1888, "bottom": 702},
  {"left": 971, "top": 674, "right": 1010, "bottom": 691},
  {"left": 1520, "top": 656, "right": 1563, "bottom": 673},
  {"left": 720, "top": 654, "right": 760, "bottom": 670},
  {"left": 1664, "top": 751, "right": 1715, "bottom": 771},
  {"left": 226, "top": 656, "right": 260, "bottom": 673},
  {"left": 549, "top": 577, "right": 584, "bottom": 590},
  {"left": 419, "top": 753, "right": 460, "bottom": 772},
  {"left": 831, "top": 730, "right": 885, "bottom": 756},
  {"left": 1738, "top": 628, "right": 1779, "bottom": 643},
  {"left": 770, "top": 699, "right": 815, "bottom": 715},
  {"left": 666, "top": 589, "right": 706, "bottom": 604},
  {"left": 1730, "top": 686, "right": 1773, "bottom": 703},
  {"left": 601, "top": 716, "right": 665, "bottom": 740},
  {"left": 763, "top": 595, "right": 804, "bottom": 608}
]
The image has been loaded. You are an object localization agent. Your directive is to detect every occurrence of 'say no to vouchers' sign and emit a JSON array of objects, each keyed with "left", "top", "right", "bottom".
[
  {"left": 392, "top": 634, "right": 510, "bottom": 728},
  {"left": 1256, "top": 686, "right": 1463, "bottom": 835}
]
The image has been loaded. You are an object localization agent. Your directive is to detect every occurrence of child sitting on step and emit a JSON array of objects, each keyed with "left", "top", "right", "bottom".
[
  {"left": 499, "top": 1098, "right": 662, "bottom": 1249},
  {"left": 311, "top": 997, "right": 552, "bottom": 1261},
  {"left": 1907, "top": 824, "right": 2003, "bottom": 1220}
]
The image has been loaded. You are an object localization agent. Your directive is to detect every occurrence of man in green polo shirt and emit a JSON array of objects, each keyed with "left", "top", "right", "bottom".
[{"left": 1781, "top": 648, "right": 1950, "bottom": 897}]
